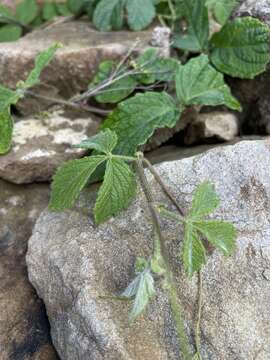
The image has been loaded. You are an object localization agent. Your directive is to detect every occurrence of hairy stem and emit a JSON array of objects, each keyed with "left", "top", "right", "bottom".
[
  {"left": 136, "top": 154, "right": 193, "bottom": 360},
  {"left": 195, "top": 271, "right": 203, "bottom": 360},
  {"left": 136, "top": 154, "right": 168, "bottom": 261},
  {"left": 167, "top": 0, "right": 176, "bottom": 23},
  {"left": 24, "top": 90, "right": 110, "bottom": 116},
  {"left": 143, "top": 157, "right": 185, "bottom": 217}
]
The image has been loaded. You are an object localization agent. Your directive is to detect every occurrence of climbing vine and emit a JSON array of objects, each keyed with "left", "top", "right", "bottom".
[{"left": 0, "top": 1, "right": 269, "bottom": 357}]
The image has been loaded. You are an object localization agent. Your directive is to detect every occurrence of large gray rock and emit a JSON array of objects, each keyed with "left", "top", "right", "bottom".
[
  {"left": 0, "top": 111, "right": 101, "bottom": 184},
  {"left": 0, "top": 179, "right": 59, "bottom": 360},
  {"left": 27, "top": 140, "right": 270, "bottom": 360},
  {"left": 235, "top": 0, "right": 270, "bottom": 25}
]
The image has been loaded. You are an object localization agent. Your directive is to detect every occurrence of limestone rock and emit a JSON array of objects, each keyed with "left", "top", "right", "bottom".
[
  {"left": 235, "top": 0, "right": 270, "bottom": 26},
  {"left": 184, "top": 111, "right": 239, "bottom": 145},
  {"left": 150, "top": 27, "right": 171, "bottom": 57},
  {"left": 0, "top": 20, "right": 154, "bottom": 115},
  {"left": 0, "top": 179, "right": 59, "bottom": 360},
  {"left": 27, "top": 140, "right": 270, "bottom": 360},
  {"left": 0, "top": 112, "right": 101, "bottom": 184}
]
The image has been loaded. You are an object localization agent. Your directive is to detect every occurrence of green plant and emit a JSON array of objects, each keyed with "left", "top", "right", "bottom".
[
  {"left": 0, "top": 1, "right": 266, "bottom": 356},
  {"left": 0, "top": 43, "right": 61, "bottom": 154},
  {"left": 0, "top": 0, "right": 181, "bottom": 41},
  {"left": 49, "top": 129, "right": 237, "bottom": 359},
  {"left": 0, "top": 1, "right": 72, "bottom": 42}
]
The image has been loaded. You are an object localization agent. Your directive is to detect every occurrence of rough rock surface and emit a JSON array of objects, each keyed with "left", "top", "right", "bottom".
[
  {"left": 0, "top": 111, "right": 101, "bottom": 184},
  {"left": 0, "top": 179, "right": 59, "bottom": 360},
  {"left": 184, "top": 111, "right": 239, "bottom": 145},
  {"left": 235, "top": 0, "right": 270, "bottom": 25},
  {"left": 0, "top": 20, "right": 159, "bottom": 115},
  {"left": 27, "top": 140, "right": 270, "bottom": 360}
]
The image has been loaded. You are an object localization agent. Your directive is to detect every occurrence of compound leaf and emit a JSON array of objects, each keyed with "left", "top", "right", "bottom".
[
  {"left": 126, "top": 0, "right": 156, "bottom": 31},
  {"left": 190, "top": 181, "right": 220, "bottom": 219},
  {"left": 183, "top": 223, "right": 207, "bottom": 278},
  {"left": 121, "top": 269, "right": 155, "bottom": 323},
  {"left": 182, "top": 0, "right": 209, "bottom": 51},
  {"left": 16, "top": 0, "right": 38, "bottom": 25},
  {"left": 103, "top": 92, "right": 181, "bottom": 155},
  {"left": 181, "top": 182, "right": 236, "bottom": 276},
  {"left": 23, "top": 43, "right": 62, "bottom": 89},
  {"left": 176, "top": 54, "right": 241, "bottom": 111},
  {"left": 90, "top": 60, "right": 137, "bottom": 103},
  {"left": 74, "top": 129, "right": 118, "bottom": 154},
  {"left": 194, "top": 220, "right": 236, "bottom": 256},
  {"left": 210, "top": 17, "right": 270, "bottom": 79},
  {"left": 0, "top": 107, "right": 13, "bottom": 154},
  {"left": 93, "top": 0, "right": 125, "bottom": 31},
  {"left": 49, "top": 155, "right": 106, "bottom": 211},
  {"left": 95, "top": 157, "right": 137, "bottom": 223}
]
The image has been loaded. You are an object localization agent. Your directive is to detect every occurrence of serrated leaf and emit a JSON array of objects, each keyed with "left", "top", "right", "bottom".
[
  {"left": 182, "top": 181, "right": 236, "bottom": 276},
  {"left": 16, "top": 0, "right": 38, "bottom": 25},
  {"left": 42, "top": 1, "right": 58, "bottom": 21},
  {"left": 0, "top": 24, "right": 22, "bottom": 42},
  {"left": 126, "top": 0, "right": 155, "bottom": 31},
  {"left": 194, "top": 220, "right": 236, "bottom": 256},
  {"left": 135, "top": 48, "right": 180, "bottom": 84},
  {"left": 210, "top": 17, "right": 270, "bottom": 79},
  {"left": 23, "top": 43, "right": 61, "bottom": 89},
  {"left": 183, "top": 223, "right": 207, "bottom": 278},
  {"left": 90, "top": 60, "right": 137, "bottom": 104},
  {"left": 121, "top": 269, "right": 155, "bottom": 323},
  {"left": 0, "top": 108, "right": 13, "bottom": 154},
  {"left": 94, "top": 157, "right": 137, "bottom": 223},
  {"left": 190, "top": 182, "right": 220, "bottom": 219},
  {"left": 49, "top": 155, "right": 106, "bottom": 211},
  {"left": 103, "top": 92, "right": 181, "bottom": 155},
  {"left": 206, "top": 0, "right": 237, "bottom": 25},
  {"left": 0, "top": 85, "right": 21, "bottom": 111},
  {"left": 74, "top": 129, "right": 118, "bottom": 154},
  {"left": 176, "top": 54, "right": 241, "bottom": 111},
  {"left": 93, "top": 0, "right": 125, "bottom": 31},
  {"left": 182, "top": 0, "right": 209, "bottom": 51},
  {"left": 121, "top": 275, "right": 141, "bottom": 299}
]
